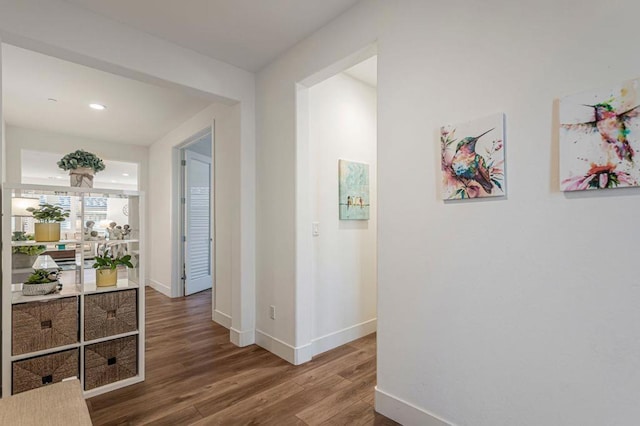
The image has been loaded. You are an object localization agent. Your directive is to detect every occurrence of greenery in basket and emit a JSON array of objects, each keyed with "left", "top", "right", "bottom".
[
  {"left": 25, "top": 203, "right": 70, "bottom": 223},
  {"left": 57, "top": 149, "right": 106, "bottom": 173},
  {"left": 93, "top": 252, "right": 134, "bottom": 270},
  {"left": 25, "top": 269, "right": 60, "bottom": 284},
  {"left": 11, "top": 232, "right": 46, "bottom": 256}
]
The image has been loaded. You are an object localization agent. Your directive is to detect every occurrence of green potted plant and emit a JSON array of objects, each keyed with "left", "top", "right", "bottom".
[
  {"left": 57, "top": 149, "right": 106, "bottom": 188},
  {"left": 26, "top": 203, "right": 70, "bottom": 242},
  {"left": 92, "top": 249, "right": 133, "bottom": 287},
  {"left": 22, "top": 268, "right": 62, "bottom": 296},
  {"left": 11, "top": 232, "right": 46, "bottom": 269}
]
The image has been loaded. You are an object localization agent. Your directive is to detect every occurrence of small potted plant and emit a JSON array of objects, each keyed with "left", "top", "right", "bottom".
[
  {"left": 11, "top": 231, "right": 46, "bottom": 269},
  {"left": 57, "top": 149, "right": 106, "bottom": 188},
  {"left": 26, "top": 203, "right": 70, "bottom": 242},
  {"left": 92, "top": 248, "right": 133, "bottom": 287},
  {"left": 22, "top": 268, "right": 62, "bottom": 296}
]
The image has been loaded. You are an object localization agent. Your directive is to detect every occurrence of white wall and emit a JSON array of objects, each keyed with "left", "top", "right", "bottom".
[
  {"left": 0, "top": 41, "right": 4, "bottom": 183},
  {"left": 148, "top": 102, "right": 237, "bottom": 327},
  {"left": 308, "top": 72, "right": 377, "bottom": 355},
  {"left": 256, "top": 1, "right": 378, "bottom": 359},
  {"left": 257, "top": 0, "right": 640, "bottom": 424},
  {"left": 1, "top": 119, "right": 5, "bottom": 183},
  {"left": 0, "top": 0, "right": 255, "bottom": 344},
  {"left": 5, "top": 126, "right": 148, "bottom": 191}
]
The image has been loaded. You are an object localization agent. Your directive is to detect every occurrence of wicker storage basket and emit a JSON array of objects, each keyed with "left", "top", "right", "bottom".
[
  {"left": 12, "top": 348, "right": 79, "bottom": 394},
  {"left": 12, "top": 297, "right": 79, "bottom": 355},
  {"left": 84, "top": 336, "right": 137, "bottom": 390},
  {"left": 84, "top": 289, "right": 137, "bottom": 341}
]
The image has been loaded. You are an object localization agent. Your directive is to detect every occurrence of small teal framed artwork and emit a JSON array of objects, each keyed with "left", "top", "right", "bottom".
[{"left": 339, "top": 159, "right": 370, "bottom": 220}]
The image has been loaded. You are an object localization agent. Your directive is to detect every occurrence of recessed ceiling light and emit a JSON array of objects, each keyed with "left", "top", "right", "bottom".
[
  {"left": 89, "top": 103, "right": 106, "bottom": 110},
  {"left": 122, "top": 173, "right": 129, "bottom": 177},
  {"left": 111, "top": 180, "right": 117, "bottom": 183},
  {"left": 48, "top": 98, "right": 58, "bottom": 102}
]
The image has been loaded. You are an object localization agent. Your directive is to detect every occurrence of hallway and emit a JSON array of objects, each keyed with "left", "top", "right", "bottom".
[{"left": 87, "top": 288, "right": 397, "bottom": 425}]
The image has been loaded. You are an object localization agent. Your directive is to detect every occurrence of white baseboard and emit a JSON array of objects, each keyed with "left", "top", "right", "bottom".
[
  {"left": 255, "top": 320, "right": 376, "bottom": 366},
  {"left": 255, "top": 329, "right": 312, "bottom": 365},
  {"left": 148, "top": 279, "right": 171, "bottom": 297},
  {"left": 296, "top": 343, "right": 313, "bottom": 364},
  {"left": 230, "top": 327, "right": 255, "bottom": 347},
  {"left": 375, "top": 387, "right": 452, "bottom": 426},
  {"left": 213, "top": 310, "right": 231, "bottom": 329},
  {"left": 312, "top": 318, "right": 377, "bottom": 356}
]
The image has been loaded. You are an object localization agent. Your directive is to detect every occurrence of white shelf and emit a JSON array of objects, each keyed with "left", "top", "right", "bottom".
[
  {"left": 84, "top": 278, "right": 139, "bottom": 294},
  {"left": 10, "top": 284, "right": 81, "bottom": 304},
  {"left": 3, "top": 183, "right": 141, "bottom": 197},
  {"left": 11, "top": 343, "right": 81, "bottom": 362},
  {"left": 2, "top": 183, "right": 146, "bottom": 399},
  {"left": 84, "top": 330, "right": 139, "bottom": 345},
  {"left": 82, "top": 376, "right": 144, "bottom": 399},
  {"left": 81, "top": 239, "right": 139, "bottom": 245},
  {"left": 11, "top": 239, "right": 80, "bottom": 247}
]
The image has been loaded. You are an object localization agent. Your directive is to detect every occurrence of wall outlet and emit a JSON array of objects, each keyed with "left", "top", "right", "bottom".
[
  {"left": 269, "top": 305, "right": 276, "bottom": 320},
  {"left": 312, "top": 222, "right": 320, "bottom": 236}
]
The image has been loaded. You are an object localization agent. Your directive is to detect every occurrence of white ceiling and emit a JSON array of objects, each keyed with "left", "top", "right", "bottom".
[
  {"left": 2, "top": 44, "right": 212, "bottom": 146},
  {"left": 344, "top": 56, "right": 377, "bottom": 87},
  {"left": 62, "top": 0, "right": 361, "bottom": 72}
]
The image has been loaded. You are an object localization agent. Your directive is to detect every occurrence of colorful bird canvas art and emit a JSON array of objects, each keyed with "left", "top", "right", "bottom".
[
  {"left": 560, "top": 78, "right": 640, "bottom": 191},
  {"left": 441, "top": 113, "right": 505, "bottom": 200},
  {"left": 339, "top": 160, "right": 370, "bottom": 220}
]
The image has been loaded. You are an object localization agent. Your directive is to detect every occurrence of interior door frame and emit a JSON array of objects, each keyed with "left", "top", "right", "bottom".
[
  {"left": 175, "top": 125, "right": 215, "bottom": 298},
  {"left": 294, "top": 44, "right": 377, "bottom": 363}
]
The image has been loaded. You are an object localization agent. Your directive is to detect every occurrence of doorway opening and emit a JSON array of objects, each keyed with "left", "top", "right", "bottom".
[
  {"left": 295, "top": 47, "right": 378, "bottom": 363},
  {"left": 178, "top": 129, "right": 214, "bottom": 297}
]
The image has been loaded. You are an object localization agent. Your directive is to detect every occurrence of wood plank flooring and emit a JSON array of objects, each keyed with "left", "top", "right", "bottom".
[{"left": 87, "top": 287, "right": 398, "bottom": 425}]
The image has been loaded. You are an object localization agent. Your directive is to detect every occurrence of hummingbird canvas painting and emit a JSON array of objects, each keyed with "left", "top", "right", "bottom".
[
  {"left": 560, "top": 78, "right": 640, "bottom": 191},
  {"left": 440, "top": 113, "right": 505, "bottom": 200},
  {"left": 339, "top": 159, "right": 370, "bottom": 220}
]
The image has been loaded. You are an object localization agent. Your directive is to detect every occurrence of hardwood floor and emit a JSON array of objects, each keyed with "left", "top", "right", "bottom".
[{"left": 87, "top": 287, "right": 398, "bottom": 425}]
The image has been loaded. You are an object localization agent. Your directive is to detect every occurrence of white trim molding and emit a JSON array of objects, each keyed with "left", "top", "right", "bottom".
[
  {"left": 213, "top": 310, "right": 232, "bottom": 329},
  {"left": 311, "top": 318, "right": 376, "bottom": 356},
  {"left": 255, "top": 329, "right": 313, "bottom": 365},
  {"left": 230, "top": 327, "right": 255, "bottom": 347},
  {"left": 375, "top": 387, "right": 452, "bottom": 426},
  {"left": 148, "top": 279, "right": 171, "bottom": 298}
]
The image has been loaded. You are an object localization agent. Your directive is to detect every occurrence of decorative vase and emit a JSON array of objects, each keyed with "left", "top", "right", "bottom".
[
  {"left": 22, "top": 281, "right": 61, "bottom": 296},
  {"left": 34, "top": 223, "right": 61, "bottom": 242},
  {"left": 69, "top": 167, "right": 95, "bottom": 188},
  {"left": 96, "top": 268, "right": 118, "bottom": 287}
]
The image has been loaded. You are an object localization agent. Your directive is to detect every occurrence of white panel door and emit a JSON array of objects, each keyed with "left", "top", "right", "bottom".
[{"left": 184, "top": 150, "right": 212, "bottom": 296}]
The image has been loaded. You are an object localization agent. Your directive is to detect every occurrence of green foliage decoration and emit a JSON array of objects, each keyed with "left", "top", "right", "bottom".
[
  {"left": 11, "top": 232, "right": 46, "bottom": 256},
  {"left": 26, "top": 203, "right": 70, "bottom": 223},
  {"left": 25, "top": 269, "right": 60, "bottom": 284},
  {"left": 57, "top": 149, "right": 106, "bottom": 173},
  {"left": 93, "top": 250, "right": 134, "bottom": 270}
]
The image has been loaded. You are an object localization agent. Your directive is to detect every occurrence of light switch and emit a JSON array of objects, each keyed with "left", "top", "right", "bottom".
[{"left": 312, "top": 222, "right": 320, "bottom": 236}]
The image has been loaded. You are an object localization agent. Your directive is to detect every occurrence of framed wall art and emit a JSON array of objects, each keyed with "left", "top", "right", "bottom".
[
  {"left": 338, "top": 159, "right": 370, "bottom": 220},
  {"left": 560, "top": 78, "right": 640, "bottom": 191},
  {"left": 440, "top": 113, "right": 505, "bottom": 200}
]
